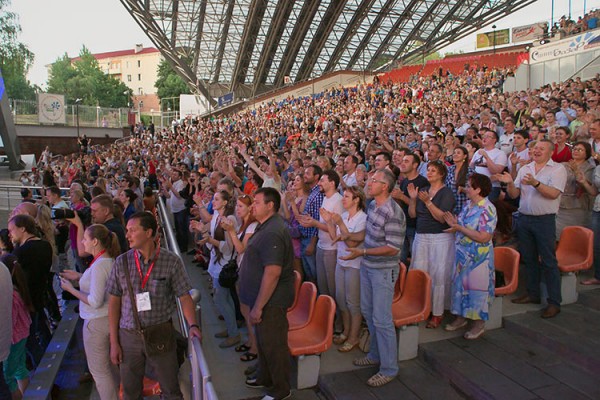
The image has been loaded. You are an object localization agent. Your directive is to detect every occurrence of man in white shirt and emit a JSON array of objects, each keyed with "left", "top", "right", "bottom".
[
  {"left": 470, "top": 129, "right": 508, "bottom": 201},
  {"left": 341, "top": 155, "right": 358, "bottom": 190},
  {"left": 498, "top": 117, "right": 516, "bottom": 155},
  {"left": 298, "top": 170, "right": 344, "bottom": 296},
  {"left": 496, "top": 139, "right": 567, "bottom": 319},
  {"left": 556, "top": 98, "right": 576, "bottom": 127},
  {"left": 508, "top": 130, "right": 531, "bottom": 179}
]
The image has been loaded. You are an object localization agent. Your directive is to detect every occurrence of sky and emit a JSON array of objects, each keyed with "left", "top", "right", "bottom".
[{"left": 8, "top": 0, "right": 600, "bottom": 88}]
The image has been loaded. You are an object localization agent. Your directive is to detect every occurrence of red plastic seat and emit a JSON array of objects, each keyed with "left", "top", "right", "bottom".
[
  {"left": 557, "top": 226, "right": 594, "bottom": 272},
  {"left": 392, "top": 270, "right": 432, "bottom": 327},
  {"left": 120, "top": 377, "right": 161, "bottom": 398},
  {"left": 288, "top": 295, "right": 336, "bottom": 356},
  {"left": 393, "top": 262, "right": 408, "bottom": 302},
  {"left": 494, "top": 247, "right": 520, "bottom": 296},
  {"left": 288, "top": 270, "right": 302, "bottom": 311},
  {"left": 287, "top": 281, "right": 317, "bottom": 331}
]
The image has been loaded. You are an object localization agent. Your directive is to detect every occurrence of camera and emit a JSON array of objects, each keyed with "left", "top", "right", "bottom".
[{"left": 51, "top": 208, "right": 75, "bottom": 219}]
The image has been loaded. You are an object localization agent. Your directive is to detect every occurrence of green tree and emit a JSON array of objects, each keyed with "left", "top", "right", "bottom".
[
  {"left": 155, "top": 59, "right": 190, "bottom": 100},
  {"left": 47, "top": 46, "right": 131, "bottom": 107},
  {"left": 0, "top": 0, "right": 37, "bottom": 100}
]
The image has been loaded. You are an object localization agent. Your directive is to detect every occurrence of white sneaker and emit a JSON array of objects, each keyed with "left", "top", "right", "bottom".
[{"left": 261, "top": 391, "right": 291, "bottom": 400}]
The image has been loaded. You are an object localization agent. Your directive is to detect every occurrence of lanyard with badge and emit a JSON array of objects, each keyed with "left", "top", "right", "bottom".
[{"left": 133, "top": 245, "right": 160, "bottom": 312}]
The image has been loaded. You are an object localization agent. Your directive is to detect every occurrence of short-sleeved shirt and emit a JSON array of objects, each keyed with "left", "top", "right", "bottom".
[
  {"left": 400, "top": 174, "right": 429, "bottom": 228},
  {"left": 472, "top": 148, "right": 508, "bottom": 188},
  {"left": 515, "top": 160, "right": 567, "bottom": 215},
  {"left": 318, "top": 192, "right": 344, "bottom": 250},
  {"left": 336, "top": 210, "right": 367, "bottom": 269},
  {"left": 362, "top": 196, "right": 406, "bottom": 270},
  {"left": 106, "top": 248, "right": 192, "bottom": 329},
  {"left": 415, "top": 186, "right": 456, "bottom": 234},
  {"left": 238, "top": 214, "right": 295, "bottom": 309}
]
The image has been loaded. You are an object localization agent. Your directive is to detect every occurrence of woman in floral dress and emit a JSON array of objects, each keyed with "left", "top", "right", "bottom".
[{"left": 443, "top": 173, "right": 497, "bottom": 339}]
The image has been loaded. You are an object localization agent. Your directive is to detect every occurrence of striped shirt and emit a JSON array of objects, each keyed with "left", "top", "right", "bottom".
[{"left": 362, "top": 195, "right": 406, "bottom": 269}]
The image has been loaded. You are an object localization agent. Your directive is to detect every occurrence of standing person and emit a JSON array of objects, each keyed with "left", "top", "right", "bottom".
[
  {"left": 581, "top": 164, "right": 600, "bottom": 286},
  {"left": 281, "top": 174, "right": 309, "bottom": 278},
  {"left": 443, "top": 174, "right": 497, "bottom": 339},
  {"left": 59, "top": 225, "right": 121, "bottom": 400},
  {"left": 470, "top": 130, "right": 508, "bottom": 201},
  {"left": 8, "top": 214, "right": 53, "bottom": 367},
  {"left": 445, "top": 146, "right": 473, "bottom": 215},
  {"left": 163, "top": 169, "right": 189, "bottom": 252},
  {"left": 551, "top": 127, "right": 573, "bottom": 163},
  {"left": 342, "top": 169, "right": 405, "bottom": 388},
  {"left": 298, "top": 170, "right": 344, "bottom": 296},
  {"left": 408, "top": 161, "right": 456, "bottom": 329},
  {"left": 119, "top": 189, "right": 138, "bottom": 223},
  {"left": 321, "top": 186, "right": 367, "bottom": 352},
  {"left": 298, "top": 165, "right": 324, "bottom": 283},
  {"left": 495, "top": 139, "right": 567, "bottom": 318},
  {"left": 2, "top": 255, "right": 31, "bottom": 400},
  {"left": 240, "top": 188, "right": 295, "bottom": 400},
  {"left": 107, "top": 212, "right": 201, "bottom": 400},
  {"left": 0, "top": 263, "right": 12, "bottom": 400}
]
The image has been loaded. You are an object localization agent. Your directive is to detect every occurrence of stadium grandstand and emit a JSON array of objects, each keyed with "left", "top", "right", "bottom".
[{"left": 2, "top": 2, "right": 600, "bottom": 400}]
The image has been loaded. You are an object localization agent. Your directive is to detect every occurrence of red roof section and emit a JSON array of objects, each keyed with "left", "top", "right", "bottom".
[{"left": 71, "top": 47, "right": 160, "bottom": 61}]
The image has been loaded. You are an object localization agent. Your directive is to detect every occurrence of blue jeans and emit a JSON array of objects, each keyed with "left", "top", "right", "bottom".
[
  {"left": 360, "top": 266, "right": 399, "bottom": 377},
  {"left": 592, "top": 211, "right": 600, "bottom": 280},
  {"left": 489, "top": 187, "right": 501, "bottom": 202},
  {"left": 300, "top": 237, "right": 317, "bottom": 283},
  {"left": 517, "top": 214, "right": 562, "bottom": 307},
  {"left": 400, "top": 226, "right": 416, "bottom": 265},
  {"left": 213, "top": 278, "right": 239, "bottom": 337}
]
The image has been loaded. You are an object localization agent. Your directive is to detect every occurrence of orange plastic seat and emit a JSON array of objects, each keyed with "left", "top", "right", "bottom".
[
  {"left": 119, "top": 377, "right": 161, "bottom": 398},
  {"left": 287, "top": 281, "right": 317, "bottom": 331},
  {"left": 494, "top": 247, "right": 520, "bottom": 296},
  {"left": 393, "top": 262, "right": 408, "bottom": 302},
  {"left": 392, "top": 269, "right": 432, "bottom": 327},
  {"left": 288, "top": 270, "right": 302, "bottom": 311},
  {"left": 288, "top": 295, "right": 336, "bottom": 356},
  {"left": 556, "top": 226, "right": 594, "bottom": 273}
]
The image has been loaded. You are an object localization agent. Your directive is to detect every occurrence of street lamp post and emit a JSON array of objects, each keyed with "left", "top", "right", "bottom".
[
  {"left": 492, "top": 24, "right": 497, "bottom": 54},
  {"left": 75, "top": 98, "right": 82, "bottom": 138}
]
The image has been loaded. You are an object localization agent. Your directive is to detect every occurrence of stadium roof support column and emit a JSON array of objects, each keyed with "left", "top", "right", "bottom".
[
  {"left": 274, "top": 0, "right": 323, "bottom": 87},
  {"left": 324, "top": 0, "right": 377, "bottom": 73},
  {"left": 296, "top": 0, "right": 349, "bottom": 82},
  {"left": 392, "top": 0, "right": 444, "bottom": 60},
  {"left": 171, "top": 0, "right": 179, "bottom": 47},
  {"left": 120, "top": 0, "right": 217, "bottom": 106},
  {"left": 191, "top": 0, "right": 208, "bottom": 75},
  {"left": 230, "top": 0, "right": 269, "bottom": 92},
  {"left": 254, "top": 0, "right": 297, "bottom": 88},
  {"left": 211, "top": 0, "right": 236, "bottom": 84}
]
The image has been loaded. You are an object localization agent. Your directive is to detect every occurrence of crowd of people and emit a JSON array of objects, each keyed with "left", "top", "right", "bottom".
[{"left": 1, "top": 57, "right": 600, "bottom": 399}]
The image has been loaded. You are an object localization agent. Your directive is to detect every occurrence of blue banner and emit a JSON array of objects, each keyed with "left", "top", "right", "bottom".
[{"left": 0, "top": 72, "right": 5, "bottom": 100}]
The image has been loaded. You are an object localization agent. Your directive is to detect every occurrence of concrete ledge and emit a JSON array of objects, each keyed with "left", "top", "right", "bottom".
[
  {"left": 561, "top": 272, "right": 578, "bottom": 305},
  {"left": 397, "top": 324, "right": 419, "bottom": 361}
]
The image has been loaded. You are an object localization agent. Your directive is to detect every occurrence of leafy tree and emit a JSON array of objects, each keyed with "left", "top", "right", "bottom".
[
  {"left": 47, "top": 46, "right": 131, "bottom": 108},
  {"left": 0, "top": 0, "right": 37, "bottom": 100},
  {"left": 155, "top": 59, "right": 190, "bottom": 100}
]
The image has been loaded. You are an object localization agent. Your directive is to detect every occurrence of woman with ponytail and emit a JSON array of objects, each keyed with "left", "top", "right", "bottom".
[{"left": 59, "top": 224, "right": 120, "bottom": 400}]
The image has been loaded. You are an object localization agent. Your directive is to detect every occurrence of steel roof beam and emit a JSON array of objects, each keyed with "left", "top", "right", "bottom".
[
  {"left": 211, "top": 0, "right": 236, "bottom": 84},
  {"left": 273, "top": 0, "right": 323, "bottom": 87},
  {"left": 324, "top": 0, "right": 377, "bottom": 72},
  {"left": 296, "top": 0, "right": 348, "bottom": 81},
  {"left": 191, "top": 0, "right": 208, "bottom": 74},
  {"left": 393, "top": 0, "right": 445, "bottom": 59},
  {"left": 230, "top": 0, "right": 269, "bottom": 91},
  {"left": 254, "top": 0, "right": 297, "bottom": 87},
  {"left": 171, "top": 0, "right": 179, "bottom": 47}
]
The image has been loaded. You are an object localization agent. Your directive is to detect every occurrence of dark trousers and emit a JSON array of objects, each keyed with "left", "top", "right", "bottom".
[
  {"left": 0, "top": 361, "right": 9, "bottom": 398},
  {"left": 173, "top": 209, "right": 189, "bottom": 252},
  {"left": 119, "top": 328, "right": 182, "bottom": 400},
  {"left": 26, "top": 311, "right": 52, "bottom": 367},
  {"left": 517, "top": 214, "right": 562, "bottom": 307},
  {"left": 255, "top": 306, "right": 291, "bottom": 398}
]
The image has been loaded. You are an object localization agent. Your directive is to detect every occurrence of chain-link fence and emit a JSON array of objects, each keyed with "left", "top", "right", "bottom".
[{"left": 9, "top": 99, "right": 130, "bottom": 128}]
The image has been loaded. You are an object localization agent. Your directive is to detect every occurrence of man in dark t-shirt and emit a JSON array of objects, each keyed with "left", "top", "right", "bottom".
[
  {"left": 239, "top": 188, "right": 294, "bottom": 400},
  {"left": 396, "top": 154, "right": 429, "bottom": 264}
]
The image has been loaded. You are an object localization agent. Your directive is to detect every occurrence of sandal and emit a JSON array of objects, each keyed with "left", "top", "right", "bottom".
[
  {"left": 353, "top": 356, "right": 379, "bottom": 367},
  {"left": 338, "top": 341, "right": 358, "bottom": 353},
  {"left": 426, "top": 315, "right": 443, "bottom": 329},
  {"left": 581, "top": 278, "right": 600, "bottom": 285},
  {"left": 333, "top": 333, "right": 347, "bottom": 345},
  {"left": 444, "top": 318, "right": 467, "bottom": 332},
  {"left": 367, "top": 372, "right": 395, "bottom": 387},
  {"left": 240, "top": 351, "right": 258, "bottom": 362},
  {"left": 235, "top": 344, "right": 251, "bottom": 353}
]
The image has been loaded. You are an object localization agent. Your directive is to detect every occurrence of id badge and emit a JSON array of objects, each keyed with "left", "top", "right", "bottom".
[{"left": 136, "top": 292, "right": 152, "bottom": 312}]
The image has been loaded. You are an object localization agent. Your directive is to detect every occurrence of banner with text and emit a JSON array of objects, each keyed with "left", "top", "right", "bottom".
[
  {"left": 476, "top": 29, "right": 510, "bottom": 49},
  {"left": 512, "top": 22, "right": 548, "bottom": 43},
  {"left": 38, "top": 93, "right": 66, "bottom": 124},
  {"left": 529, "top": 30, "right": 600, "bottom": 64}
]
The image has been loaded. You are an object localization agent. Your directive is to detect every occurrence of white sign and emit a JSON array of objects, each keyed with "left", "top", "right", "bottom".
[
  {"left": 38, "top": 93, "right": 66, "bottom": 124},
  {"left": 530, "top": 30, "right": 600, "bottom": 64},
  {"left": 512, "top": 22, "right": 547, "bottom": 43},
  {"left": 179, "top": 94, "right": 210, "bottom": 116}
]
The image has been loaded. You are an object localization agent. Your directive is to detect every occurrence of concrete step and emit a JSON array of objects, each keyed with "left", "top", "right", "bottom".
[
  {"left": 319, "top": 359, "right": 465, "bottom": 400},
  {"left": 576, "top": 287, "right": 600, "bottom": 312},
  {"left": 503, "top": 304, "right": 600, "bottom": 375}
]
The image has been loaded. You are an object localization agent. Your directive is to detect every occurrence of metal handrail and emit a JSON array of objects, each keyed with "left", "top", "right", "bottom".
[{"left": 156, "top": 196, "right": 215, "bottom": 400}]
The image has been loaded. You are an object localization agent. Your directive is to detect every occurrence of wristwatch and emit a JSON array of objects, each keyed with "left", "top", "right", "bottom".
[{"left": 533, "top": 181, "right": 541, "bottom": 188}]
